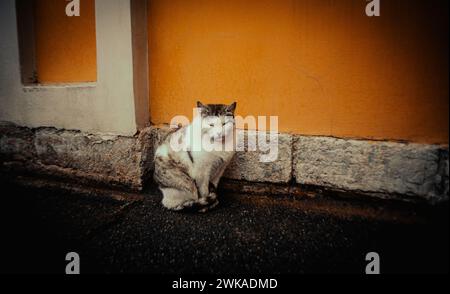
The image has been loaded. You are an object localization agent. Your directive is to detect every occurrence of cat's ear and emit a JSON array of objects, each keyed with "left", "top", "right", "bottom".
[
  {"left": 227, "top": 102, "right": 237, "bottom": 113},
  {"left": 197, "top": 101, "right": 206, "bottom": 109}
]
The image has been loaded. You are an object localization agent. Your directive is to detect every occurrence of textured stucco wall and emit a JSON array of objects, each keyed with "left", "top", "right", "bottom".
[{"left": 148, "top": 0, "right": 449, "bottom": 145}]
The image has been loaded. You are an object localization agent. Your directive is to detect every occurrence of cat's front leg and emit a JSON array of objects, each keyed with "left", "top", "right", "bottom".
[
  {"left": 210, "top": 163, "right": 227, "bottom": 188},
  {"left": 196, "top": 178, "right": 210, "bottom": 200},
  {"left": 193, "top": 175, "right": 219, "bottom": 208}
]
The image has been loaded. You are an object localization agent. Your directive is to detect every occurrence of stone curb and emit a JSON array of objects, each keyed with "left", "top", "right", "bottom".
[{"left": 1, "top": 122, "right": 448, "bottom": 202}]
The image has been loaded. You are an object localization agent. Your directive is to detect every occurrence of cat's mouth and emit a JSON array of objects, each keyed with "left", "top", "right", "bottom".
[{"left": 212, "top": 135, "right": 226, "bottom": 143}]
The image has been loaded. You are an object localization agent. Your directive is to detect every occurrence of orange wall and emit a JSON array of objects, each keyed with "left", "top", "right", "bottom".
[
  {"left": 34, "top": 0, "right": 97, "bottom": 83},
  {"left": 148, "top": 0, "right": 449, "bottom": 144}
]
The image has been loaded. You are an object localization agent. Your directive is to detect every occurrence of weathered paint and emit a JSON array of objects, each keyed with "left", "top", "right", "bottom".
[
  {"left": 148, "top": 0, "right": 449, "bottom": 144},
  {"left": 34, "top": 0, "right": 97, "bottom": 83}
]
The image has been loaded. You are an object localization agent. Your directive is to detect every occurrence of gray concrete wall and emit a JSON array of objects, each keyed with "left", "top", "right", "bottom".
[{"left": 1, "top": 123, "right": 448, "bottom": 203}]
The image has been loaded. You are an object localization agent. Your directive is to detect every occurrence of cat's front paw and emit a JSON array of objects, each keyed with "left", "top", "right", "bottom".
[
  {"left": 207, "top": 191, "right": 218, "bottom": 202},
  {"left": 198, "top": 199, "right": 219, "bottom": 213},
  {"left": 198, "top": 191, "right": 217, "bottom": 205}
]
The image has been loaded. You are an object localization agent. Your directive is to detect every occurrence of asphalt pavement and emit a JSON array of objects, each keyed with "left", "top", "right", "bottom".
[{"left": 0, "top": 176, "right": 447, "bottom": 274}]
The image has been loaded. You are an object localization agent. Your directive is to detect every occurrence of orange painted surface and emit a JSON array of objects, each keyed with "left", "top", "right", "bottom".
[
  {"left": 34, "top": 0, "right": 97, "bottom": 83},
  {"left": 148, "top": 0, "right": 449, "bottom": 144}
]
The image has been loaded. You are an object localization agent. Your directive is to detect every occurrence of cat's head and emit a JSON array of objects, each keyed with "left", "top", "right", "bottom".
[{"left": 197, "top": 101, "right": 237, "bottom": 141}]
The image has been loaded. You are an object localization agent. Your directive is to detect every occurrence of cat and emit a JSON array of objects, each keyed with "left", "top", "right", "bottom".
[{"left": 154, "top": 101, "right": 237, "bottom": 212}]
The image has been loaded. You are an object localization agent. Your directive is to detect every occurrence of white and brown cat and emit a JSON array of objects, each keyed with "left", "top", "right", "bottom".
[{"left": 154, "top": 102, "right": 237, "bottom": 212}]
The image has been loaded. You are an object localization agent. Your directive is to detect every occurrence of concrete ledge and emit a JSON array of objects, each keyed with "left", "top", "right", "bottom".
[
  {"left": 225, "top": 130, "right": 293, "bottom": 183},
  {"left": 1, "top": 122, "right": 448, "bottom": 203},
  {"left": 294, "top": 136, "right": 449, "bottom": 203},
  {"left": 0, "top": 122, "right": 35, "bottom": 162},
  {"left": 0, "top": 122, "right": 152, "bottom": 191}
]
